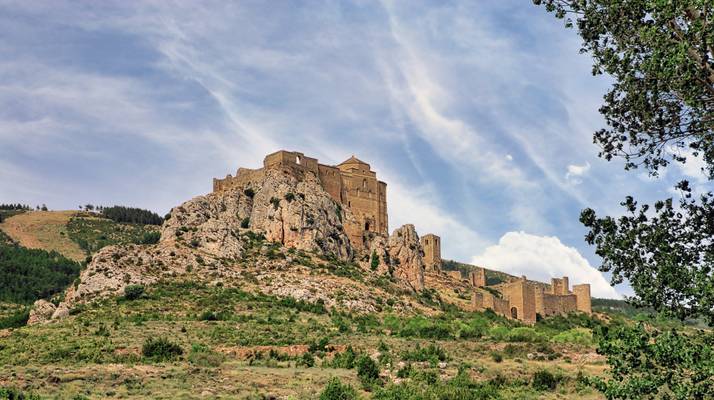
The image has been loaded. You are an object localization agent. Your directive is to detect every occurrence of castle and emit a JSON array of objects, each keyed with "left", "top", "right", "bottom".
[
  {"left": 214, "top": 150, "right": 591, "bottom": 323},
  {"left": 213, "top": 150, "right": 388, "bottom": 249}
]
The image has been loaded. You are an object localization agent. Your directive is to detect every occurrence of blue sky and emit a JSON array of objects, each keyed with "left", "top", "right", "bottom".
[{"left": 1, "top": 1, "right": 703, "bottom": 298}]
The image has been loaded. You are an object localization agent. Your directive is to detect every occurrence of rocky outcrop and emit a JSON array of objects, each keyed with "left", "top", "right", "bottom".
[
  {"left": 387, "top": 224, "right": 425, "bottom": 291},
  {"left": 27, "top": 299, "right": 56, "bottom": 325},
  {"left": 162, "top": 168, "right": 356, "bottom": 260}
]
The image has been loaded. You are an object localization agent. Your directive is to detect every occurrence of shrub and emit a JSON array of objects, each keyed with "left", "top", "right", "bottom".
[
  {"left": 319, "top": 377, "right": 357, "bottom": 400},
  {"left": 240, "top": 217, "right": 250, "bottom": 229},
  {"left": 330, "top": 346, "right": 357, "bottom": 369},
  {"left": 532, "top": 369, "right": 558, "bottom": 391},
  {"left": 488, "top": 326, "right": 510, "bottom": 341},
  {"left": 401, "top": 344, "right": 448, "bottom": 365},
  {"left": 370, "top": 250, "right": 379, "bottom": 271},
  {"left": 491, "top": 352, "right": 503, "bottom": 363},
  {"left": 284, "top": 193, "right": 295, "bottom": 202},
  {"left": 190, "top": 239, "right": 200, "bottom": 248},
  {"left": 297, "top": 351, "right": 315, "bottom": 367},
  {"left": 243, "top": 188, "right": 255, "bottom": 198},
  {"left": 356, "top": 355, "right": 380, "bottom": 386},
  {"left": 270, "top": 197, "right": 281, "bottom": 210},
  {"left": 188, "top": 344, "right": 225, "bottom": 367},
  {"left": 142, "top": 337, "right": 183, "bottom": 361},
  {"left": 399, "top": 316, "right": 452, "bottom": 339},
  {"left": 551, "top": 328, "right": 594, "bottom": 346},
  {"left": 0, "top": 308, "right": 29, "bottom": 329},
  {"left": 138, "top": 231, "right": 160, "bottom": 244},
  {"left": 123, "top": 285, "right": 145, "bottom": 300},
  {"left": 0, "top": 387, "right": 42, "bottom": 400},
  {"left": 507, "top": 327, "right": 545, "bottom": 343}
]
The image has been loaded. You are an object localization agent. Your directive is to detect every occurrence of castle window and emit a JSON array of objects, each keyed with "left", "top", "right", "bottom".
[
  {"left": 510, "top": 307, "right": 518, "bottom": 319},
  {"left": 296, "top": 156, "right": 301, "bottom": 165},
  {"left": 365, "top": 222, "right": 370, "bottom": 231},
  {"left": 362, "top": 179, "right": 367, "bottom": 189}
]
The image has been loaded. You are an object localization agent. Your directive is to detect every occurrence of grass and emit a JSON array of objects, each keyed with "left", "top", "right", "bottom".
[{"left": 0, "top": 280, "right": 615, "bottom": 399}]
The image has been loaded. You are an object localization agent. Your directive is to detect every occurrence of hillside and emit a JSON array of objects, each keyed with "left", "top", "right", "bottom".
[
  {"left": 0, "top": 168, "right": 700, "bottom": 399},
  {"left": 0, "top": 211, "right": 87, "bottom": 262}
]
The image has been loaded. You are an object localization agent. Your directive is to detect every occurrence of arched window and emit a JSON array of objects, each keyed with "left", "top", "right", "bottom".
[
  {"left": 510, "top": 307, "right": 518, "bottom": 319},
  {"left": 362, "top": 179, "right": 367, "bottom": 189},
  {"left": 295, "top": 156, "right": 301, "bottom": 165},
  {"left": 365, "top": 222, "right": 370, "bottom": 231}
]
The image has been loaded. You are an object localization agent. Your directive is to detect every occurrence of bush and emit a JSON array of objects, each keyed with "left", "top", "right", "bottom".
[
  {"left": 370, "top": 250, "right": 379, "bottom": 271},
  {"left": 142, "top": 337, "right": 183, "bottom": 361},
  {"left": 491, "top": 352, "right": 503, "bottom": 363},
  {"left": 488, "top": 326, "right": 510, "bottom": 341},
  {"left": 240, "top": 217, "right": 250, "bottom": 229},
  {"left": 0, "top": 387, "right": 42, "bottom": 400},
  {"left": 401, "top": 344, "right": 448, "bottom": 364},
  {"left": 243, "top": 188, "right": 255, "bottom": 198},
  {"left": 284, "top": 193, "right": 295, "bottom": 202},
  {"left": 356, "top": 355, "right": 380, "bottom": 386},
  {"left": 330, "top": 346, "right": 357, "bottom": 369},
  {"left": 551, "top": 328, "right": 594, "bottom": 346},
  {"left": 320, "top": 377, "right": 358, "bottom": 400},
  {"left": 188, "top": 344, "right": 225, "bottom": 367},
  {"left": 532, "top": 369, "right": 558, "bottom": 391},
  {"left": 399, "top": 316, "right": 452, "bottom": 339},
  {"left": 507, "top": 327, "right": 546, "bottom": 343},
  {"left": 123, "top": 285, "right": 145, "bottom": 301},
  {"left": 138, "top": 231, "right": 160, "bottom": 244},
  {"left": 0, "top": 308, "right": 29, "bottom": 329},
  {"left": 297, "top": 352, "right": 315, "bottom": 368}
]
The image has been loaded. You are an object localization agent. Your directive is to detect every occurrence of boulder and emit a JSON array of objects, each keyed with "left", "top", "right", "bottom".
[
  {"left": 27, "top": 299, "right": 56, "bottom": 325},
  {"left": 387, "top": 224, "right": 425, "bottom": 291}
]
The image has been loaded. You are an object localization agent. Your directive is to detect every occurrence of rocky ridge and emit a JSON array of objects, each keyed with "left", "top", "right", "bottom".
[{"left": 30, "top": 167, "right": 432, "bottom": 324}]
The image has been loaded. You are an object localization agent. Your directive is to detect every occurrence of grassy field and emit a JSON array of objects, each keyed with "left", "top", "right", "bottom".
[
  {"left": 0, "top": 211, "right": 86, "bottom": 262},
  {"left": 0, "top": 281, "right": 612, "bottom": 399},
  {"left": 66, "top": 215, "right": 160, "bottom": 255}
]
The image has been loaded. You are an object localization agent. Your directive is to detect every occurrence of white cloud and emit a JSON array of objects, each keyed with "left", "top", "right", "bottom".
[
  {"left": 471, "top": 231, "right": 621, "bottom": 299},
  {"left": 506, "top": 154, "right": 513, "bottom": 161},
  {"left": 565, "top": 162, "right": 591, "bottom": 184}
]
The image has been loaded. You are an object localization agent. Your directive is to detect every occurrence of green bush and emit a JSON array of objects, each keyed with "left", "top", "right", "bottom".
[
  {"left": 123, "top": 285, "right": 145, "bottom": 300},
  {"left": 138, "top": 231, "right": 160, "bottom": 244},
  {"left": 188, "top": 344, "right": 225, "bottom": 367},
  {"left": 142, "top": 337, "right": 183, "bottom": 361},
  {"left": 297, "top": 352, "right": 315, "bottom": 367},
  {"left": 399, "top": 316, "right": 452, "bottom": 339},
  {"left": 370, "top": 250, "right": 379, "bottom": 271},
  {"left": 491, "top": 352, "right": 503, "bottom": 363},
  {"left": 284, "top": 193, "right": 295, "bottom": 202},
  {"left": 532, "top": 369, "right": 558, "bottom": 391},
  {"left": 507, "top": 327, "right": 546, "bottom": 343},
  {"left": 551, "top": 328, "right": 594, "bottom": 346},
  {"left": 240, "top": 217, "right": 250, "bottom": 229},
  {"left": 401, "top": 344, "right": 448, "bottom": 364},
  {"left": 330, "top": 346, "right": 358, "bottom": 369},
  {"left": 0, "top": 387, "right": 42, "bottom": 400},
  {"left": 356, "top": 355, "right": 380, "bottom": 386},
  {"left": 243, "top": 188, "right": 255, "bottom": 198},
  {"left": 488, "top": 326, "right": 510, "bottom": 341},
  {"left": 319, "top": 377, "right": 357, "bottom": 400},
  {"left": 0, "top": 308, "right": 29, "bottom": 329}
]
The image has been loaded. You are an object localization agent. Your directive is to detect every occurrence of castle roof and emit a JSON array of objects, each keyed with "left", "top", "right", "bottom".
[{"left": 339, "top": 155, "right": 369, "bottom": 166}]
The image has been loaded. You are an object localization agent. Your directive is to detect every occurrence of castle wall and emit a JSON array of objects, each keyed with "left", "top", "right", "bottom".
[
  {"left": 499, "top": 279, "right": 536, "bottom": 324},
  {"left": 317, "top": 164, "right": 344, "bottom": 204},
  {"left": 551, "top": 277, "right": 569, "bottom": 295},
  {"left": 573, "top": 284, "right": 592, "bottom": 314},
  {"left": 421, "top": 234, "right": 441, "bottom": 270},
  {"left": 470, "top": 268, "right": 486, "bottom": 287},
  {"left": 446, "top": 270, "right": 462, "bottom": 281}
]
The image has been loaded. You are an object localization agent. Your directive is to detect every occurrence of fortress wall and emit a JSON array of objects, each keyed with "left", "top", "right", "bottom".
[
  {"left": 551, "top": 277, "right": 570, "bottom": 295},
  {"left": 535, "top": 286, "right": 545, "bottom": 315},
  {"left": 470, "top": 268, "right": 486, "bottom": 287},
  {"left": 493, "top": 297, "right": 510, "bottom": 317},
  {"left": 471, "top": 292, "right": 484, "bottom": 309},
  {"left": 500, "top": 280, "right": 536, "bottom": 324},
  {"left": 446, "top": 270, "right": 462, "bottom": 281},
  {"left": 541, "top": 293, "right": 562, "bottom": 317},
  {"left": 573, "top": 284, "right": 592, "bottom": 314},
  {"left": 558, "top": 294, "right": 578, "bottom": 314},
  {"left": 377, "top": 181, "right": 388, "bottom": 233},
  {"left": 317, "top": 164, "right": 344, "bottom": 204}
]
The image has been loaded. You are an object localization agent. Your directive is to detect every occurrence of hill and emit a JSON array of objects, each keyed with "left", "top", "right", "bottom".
[{"left": 0, "top": 164, "right": 701, "bottom": 399}]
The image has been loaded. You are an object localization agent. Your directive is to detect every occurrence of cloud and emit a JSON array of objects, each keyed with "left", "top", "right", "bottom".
[
  {"left": 471, "top": 231, "right": 621, "bottom": 298},
  {"left": 565, "top": 162, "right": 591, "bottom": 184}
]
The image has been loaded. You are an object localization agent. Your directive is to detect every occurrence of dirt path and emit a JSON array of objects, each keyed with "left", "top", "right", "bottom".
[{"left": 0, "top": 210, "right": 86, "bottom": 261}]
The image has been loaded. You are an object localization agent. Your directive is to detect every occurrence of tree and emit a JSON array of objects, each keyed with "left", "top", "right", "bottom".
[{"left": 534, "top": 0, "right": 714, "bottom": 323}]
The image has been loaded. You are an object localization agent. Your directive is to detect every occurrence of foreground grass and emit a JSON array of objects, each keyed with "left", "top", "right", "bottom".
[{"left": 0, "top": 281, "right": 612, "bottom": 399}]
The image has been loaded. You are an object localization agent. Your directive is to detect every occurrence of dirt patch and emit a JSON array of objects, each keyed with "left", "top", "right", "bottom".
[{"left": 0, "top": 210, "right": 86, "bottom": 261}]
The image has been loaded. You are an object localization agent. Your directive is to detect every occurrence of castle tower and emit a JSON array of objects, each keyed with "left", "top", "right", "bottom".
[
  {"left": 551, "top": 276, "right": 569, "bottom": 295},
  {"left": 337, "top": 156, "right": 388, "bottom": 236},
  {"left": 499, "top": 280, "right": 537, "bottom": 325},
  {"left": 572, "top": 284, "right": 592, "bottom": 314},
  {"left": 420, "top": 234, "right": 441, "bottom": 271},
  {"left": 470, "top": 267, "right": 486, "bottom": 287}
]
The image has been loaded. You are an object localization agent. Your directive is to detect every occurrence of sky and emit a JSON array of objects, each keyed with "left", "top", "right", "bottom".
[{"left": 1, "top": 1, "right": 705, "bottom": 299}]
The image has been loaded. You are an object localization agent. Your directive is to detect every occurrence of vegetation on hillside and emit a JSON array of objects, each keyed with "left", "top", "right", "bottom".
[
  {"left": 0, "top": 231, "right": 80, "bottom": 305},
  {"left": 441, "top": 260, "right": 509, "bottom": 286},
  {"left": 100, "top": 206, "right": 163, "bottom": 225},
  {"left": 66, "top": 217, "right": 160, "bottom": 255}
]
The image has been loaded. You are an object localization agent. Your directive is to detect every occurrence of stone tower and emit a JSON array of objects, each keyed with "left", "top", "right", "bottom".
[
  {"left": 420, "top": 233, "right": 441, "bottom": 270},
  {"left": 573, "top": 284, "right": 592, "bottom": 314}
]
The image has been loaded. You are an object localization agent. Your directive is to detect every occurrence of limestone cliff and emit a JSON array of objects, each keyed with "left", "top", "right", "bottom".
[{"left": 387, "top": 224, "right": 425, "bottom": 292}]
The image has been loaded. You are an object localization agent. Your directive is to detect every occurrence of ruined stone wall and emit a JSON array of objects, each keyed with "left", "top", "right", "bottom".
[
  {"left": 446, "top": 270, "right": 462, "bottom": 281},
  {"left": 573, "top": 284, "right": 592, "bottom": 314},
  {"left": 470, "top": 268, "right": 486, "bottom": 287},
  {"left": 420, "top": 234, "right": 441, "bottom": 270}
]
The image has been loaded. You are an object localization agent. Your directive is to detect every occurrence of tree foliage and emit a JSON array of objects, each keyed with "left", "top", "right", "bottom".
[
  {"left": 590, "top": 323, "right": 714, "bottom": 399},
  {"left": 100, "top": 206, "right": 163, "bottom": 225},
  {"left": 535, "top": 0, "right": 714, "bottom": 176},
  {"left": 0, "top": 231, "right": 80, "bottom": 304}
]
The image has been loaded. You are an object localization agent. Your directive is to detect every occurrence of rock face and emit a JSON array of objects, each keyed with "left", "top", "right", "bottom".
[
  {"left": 162, "top": 168, "right": 356, "bottom": 261},
  {"left": 27, "top": 299, "right": 56, "bottom": 325},
  {"left": 387, "top": 224, "right": 425, "bottom": 291}
]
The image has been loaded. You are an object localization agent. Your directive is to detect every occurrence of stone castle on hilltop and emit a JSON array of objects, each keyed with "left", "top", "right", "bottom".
[
  {"left": 214, "top": 150, "right": 388, "bottom": 249},
  {"left": 214, "top": 150, "right": 592, "bottom": 324}
]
